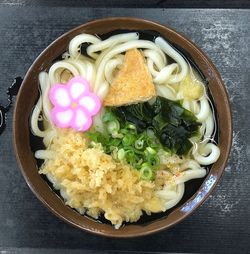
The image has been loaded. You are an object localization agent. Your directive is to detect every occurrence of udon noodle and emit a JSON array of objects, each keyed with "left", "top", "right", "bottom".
[{"left": 31, "top": 32, "right": 220, "bottom": 228}]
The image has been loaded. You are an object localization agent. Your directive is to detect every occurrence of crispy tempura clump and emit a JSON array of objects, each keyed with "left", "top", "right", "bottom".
[
  {"left": 104, "top": 49, "right": 156, "bottom": 106},
  {"left": 39, "top": 129, "right": 164, "bottom": 229}
]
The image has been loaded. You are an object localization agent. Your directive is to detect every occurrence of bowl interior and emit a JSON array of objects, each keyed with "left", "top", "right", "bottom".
[{"left": 13, "top": 18, "right": 232, "bottom": 237}]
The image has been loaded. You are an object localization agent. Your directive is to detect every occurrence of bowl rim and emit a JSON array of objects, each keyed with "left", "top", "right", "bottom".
[{"left": 13, "top": 17, "right": 232, "bottom": 237}]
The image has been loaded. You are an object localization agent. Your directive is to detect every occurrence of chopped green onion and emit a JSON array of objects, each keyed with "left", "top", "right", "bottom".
[
  {"left": 135, "top": 139, "right": 144, "bottom": 150},
  {"left": 127, "top": 124, "right": 136, "bottom": 130},
  {"left": 120, "top": 128, "right": 129, "bottom": 135},
  {"left": 122, "top": 134, "right": 135, "bottom": 146},
  {"left": 107, "top": 120, "right": 120, "bottom": 134},
  {"left": 146, "top": 147, "right": 157, "bottom": 155},
  {"left": 111, "top": 147, "right": 119, "bottom": 159},
  {"left": 147, "top": 154, "right": 160, "bottom": 167},
  {"left": 134, "top": 150, "right": 144, "bottom": 155},
  {"left": 102, "top": 112, "right": 116, "bottom": 123},
  {"left": 128, "top": 124, "right": 136, "bottom": 129},
  {"left": 118, "top": 148, "right": 125, "bottom": 160},
  {"left": 134, "top": 159, "right": 143, "bottom": 169},
  {"left": 125, "top": 150, "right": 136, "bottom": 165},
  {"left": 140, "top": 163, "right": 154, "bottom": 180},
  {"left": 112, "top": 133, "right": 123, "bottom": 139},
  {"left": 86, "top": 108, "right": 175, "bottom": 180},
  {"left": 146, "top": 129, "right": 155, "bottom": 137},
  {"left": 109, "top": 138, "right": 122, "bottom": 146}
]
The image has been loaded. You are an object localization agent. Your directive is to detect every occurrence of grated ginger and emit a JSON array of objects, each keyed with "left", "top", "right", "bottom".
[
  {"left": 179, "top": 73, "right": 203, "bottom": 100},
  {"left": 39, "top": 129, "right": 165, "bottom": 228}
]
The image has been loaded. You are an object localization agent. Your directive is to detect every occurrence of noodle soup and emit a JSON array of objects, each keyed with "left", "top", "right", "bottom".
[{"left": 30, "top": 30, "right": 220, "bottom": 229}]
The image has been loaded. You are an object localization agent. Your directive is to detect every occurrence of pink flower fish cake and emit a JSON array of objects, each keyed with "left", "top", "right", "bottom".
[{"left": 49, "top": 76, "right": 101, "bottom": 131}]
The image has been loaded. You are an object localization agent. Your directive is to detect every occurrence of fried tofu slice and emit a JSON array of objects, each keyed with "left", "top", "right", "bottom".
[{"left": 103, "top": 49, "right": 156, "bottom": 106}]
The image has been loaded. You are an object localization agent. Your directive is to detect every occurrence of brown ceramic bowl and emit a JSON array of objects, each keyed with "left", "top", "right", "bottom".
[{"left": 13, "top": 17, "right": 232, "bottom": 237}]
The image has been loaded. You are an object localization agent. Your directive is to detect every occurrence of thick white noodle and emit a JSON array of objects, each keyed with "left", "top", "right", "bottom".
[
  {"left": 84, "top": 60, "right": 96, "bottom": 85},
  {"left": 43, "top": 129, "right": 57, "bottom": 147},
  {"left": 35, "top": 150, "right": 55, "bottom": 160},
  {"left": 87, "top": 33, "right": 139, "bottom": 58},
  {"left": 195, "top": 97, "right": 210, "bottom": 122},
  {"left": 94, "top": 47, "right": 116, "bottom": 68},
  {"left": 153, "top": 63, "right": 179, "bottom": 85},
  {"left": 182, "top": 99, "right": 191, "bottom": 111},
  {"left": 193, "top": 143, "right": 220, "bottom": 165},
  {"left": 175, "top": 169, "right": 206, "bottom": 184},
  {"left": 95, "top": 81, "right": 110, "bottom": 100},
  {"left": 155, "top": 37, "right": 188, "bottom": 84},
  {"left": 156, "top": 183, "right": 185, "bottom": 210},
  {"left": 147, "top": 58, "right": 160, "bottom": 77},
  {"left": 39, "top": 72, "right": 52, "bottom": 124},
  {"left": 68, "top": 34, "right": 101, "bottom": 58},
  {"left": 190, "top": 100, "right": 200, "bottom": 115},
  {"left": 66, "top": 58, "right": 96, "bottom": 86},
  {"left": 143, "top": 49, "right": 167, "bottom": 73},
  {"left": 30, "top": 97, "right": 47, "bottom": 137},
  {"left": 66, "top": 58, "right": 87, "bottom": 77},
  {"left": 180, "top": 160, "right": 201, "bottom": 171},
  {"left": 48, "top": 61, "right": 79, "bottom": 85},
  {"left": 203, "top": 114, "right": 214, "bottom": 142},
  {"left": 104, "top": 55, "right": 124, "bottom": 84},
  {"left": 49, "top": 58, "right": 96, "bottom": 91},
  {"left": 156, "top": 84, "right": 177, "bottom": 100}
]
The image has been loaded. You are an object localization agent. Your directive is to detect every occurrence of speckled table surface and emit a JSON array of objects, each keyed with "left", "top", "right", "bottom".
[{"left": 0, "top": 7, "right": 249, "bottom": 254}]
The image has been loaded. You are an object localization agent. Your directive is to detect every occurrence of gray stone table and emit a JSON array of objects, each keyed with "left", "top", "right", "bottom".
[{"left": 0, "top": 7, "right": 249, "bottom": 254}]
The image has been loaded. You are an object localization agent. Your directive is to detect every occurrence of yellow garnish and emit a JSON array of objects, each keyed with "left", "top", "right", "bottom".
[
  {"left": 71, "top": 102, "right": 77, "bottom": 109},
  {"left": 179, "top": 74, "right": 203, "bottom": 100}
]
